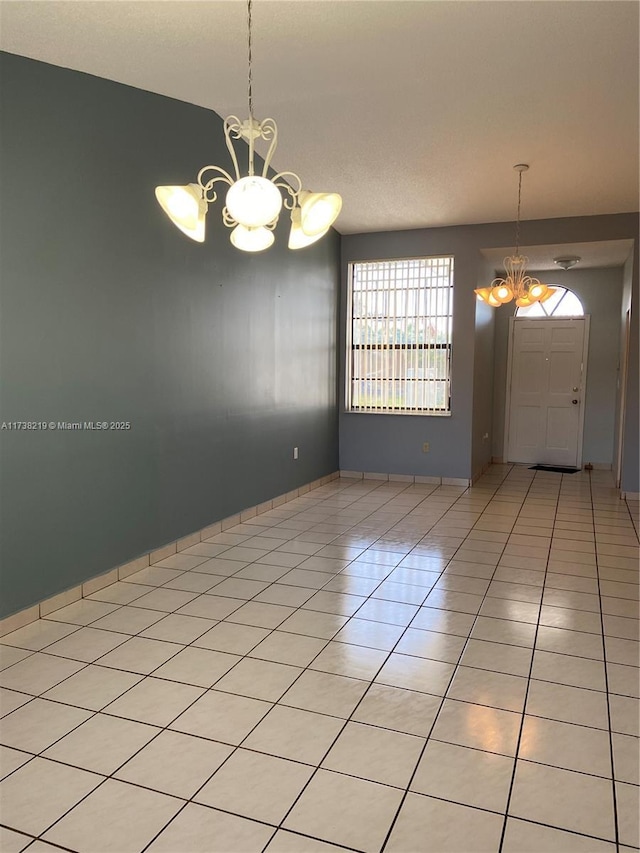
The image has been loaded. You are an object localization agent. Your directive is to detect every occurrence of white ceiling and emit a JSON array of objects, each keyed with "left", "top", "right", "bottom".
[
  {"left": 482, "top": 239, "right": 634, "bottom": 272},
  {"left": 1, "top": 0, "right": 638, "bottom": 236}
]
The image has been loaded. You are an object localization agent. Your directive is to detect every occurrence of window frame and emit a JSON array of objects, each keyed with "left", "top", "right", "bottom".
[{"left": 345, "top": 255, "right": 454, "bottom": 416}]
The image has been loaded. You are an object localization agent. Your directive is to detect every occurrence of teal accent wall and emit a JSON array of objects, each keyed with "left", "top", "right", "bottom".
[{"left": 0, "top": 53, "right": 340, "bottom": 618}]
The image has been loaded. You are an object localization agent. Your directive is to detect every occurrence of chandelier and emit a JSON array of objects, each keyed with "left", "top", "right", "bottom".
[
  {"left": 155, "top": 0, "right": 342, "bottom": 252},
  {"left": 475, "top": 164, "right": 555, "bottom": 307}
]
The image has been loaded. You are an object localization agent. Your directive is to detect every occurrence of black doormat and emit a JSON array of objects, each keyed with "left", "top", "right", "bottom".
[{"left": 529, "top": 464, "right": 581, "bottom": 474}]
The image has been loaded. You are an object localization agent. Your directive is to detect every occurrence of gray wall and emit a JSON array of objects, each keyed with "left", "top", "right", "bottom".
[
  {"left": 620, "top": 251, "right": 639, "bottom": 493},
  {"left": 0, "top": 53, "right": 340, "bottom": 618},
  {"left": 340, "top": 216, "right": 638, "bottom": 486},
  {"left": 492, "top": 267, "right": 624, "bottom": 467},
  {"left": 471, "top": 258, "right": 497, "bottom": 479}
]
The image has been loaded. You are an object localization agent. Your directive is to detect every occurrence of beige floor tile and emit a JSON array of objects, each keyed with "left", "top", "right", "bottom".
[
  {"left": 192, "top": 621, "right": 269, "bottom": 654},
  {"left": 352, "top": 683, "right": 442, "bottom": 737},
  {"left": 283, "top": 768, "right": 403, "bottom": 853},
  {"left": 0, "top": 744, "right": 33, "bottom": 781},
  {"left": 509, "top": 759, "right": 615, "bottom": 840},
  {"left": 446, "top": 665, "right": 528, "bottom": 713},
  {"left": 322, "top": 720, "right": 424, "bottom": 787},
  {"left": 0, "top": 826, "right": 33, "bottom": 853},
  {"left": 0, "top": 652, "right": 85, "bottom": 695},
  {"left": 43, "top": 712, "right": 159, "bottom": 774},
  {"left": 214, "top": 657, "right": 302, "bottom": 701},
  {"left": 531, "top": 649, "right": 606, "bottom": 691},
  {"left": 502, "top": 817, "right": 615, "bottom": 852},
  {"left": 152, "top": 646, "right": 240, "bottom": 688},
  {"left": 196, "top": 748, "right": 313, "bottom": 823},
  {"left": 0, "top": 647, "right": 33, "bottom": 672},
  {"left": 146, "top": 802, "right": 274, "bottom": 853},
  {"left": 411, "top": 739, "right": 514, "bottom": 812},
  {"left": 431, "top": 698, "right": 521, "bottom": 756},
  {"left": 409, "top": 606, "right": 476, "bottom": 635},
  {"left": 460, "top": 638, "right": 533, "bottom": 677},
  {"left": 169, "top": 689, "right": 272, "bottom": 745},
  {"left": 386, "top": 792, "right": 504, "bottom": 853},
  {"left": 139, "top": 613, "right": 216, "bottom": 644},
  {"left": 0, "top": 757, "right": 101, "bottom": 836},
  {"left": 280, "top": 669, "right": 369, "bottom": 718},
  {"left": 97, "top": 637, "right": 183, "bottom": 675},
  {"left": 394, "top": 627, "right": 466, "bottom": 663},
  {"left": 539, "top": 605, "right": 603, "bottom": 634},
  {"left": 176, "top": 594, "right": 244, "bottom": 621},
  {"left": 265, "top": 830, "right": 347, "bottom": 852},
  {"left": 45, "top": 626, "right": 129, "bottom": 663},
  {"left": 104, "top": 675, "right": 204, "bottom": 726},
  {"left": 277, "top": 610, "right": 349, "bottom": 639},
  {"left": 43, "top": 599, "right": 120, "bottom": 626},
  {"left": 470, "top": 616, "right": 536, "bottom": 647},
  {"left": 0, "top": 698, "right": 91, "bottom": 753},
  {"left": 0, "top": 619, "right": 79, "bottom": 652},
  {"left": 518, "top": 714, "right": 612, "bottom": 777},
  {"left": 616, "top": 780, "right": 640, "bottom": 847},
  {"left": 42, "top": 664, "right": 142, "bottom": 711},
  {"left": 375, "top": 652, "right": 455, "bottom": 695},
  {"left": 225, "top": 601, "right": 296, "bottom": 629},
  {"left": 249, "top": 630, "right": 327, "bottom": 666},
  {"left": 0, "top": 687, "right": 32, "bottom": 719},
  {"left": 43, "top": 778, "right": 182, "bottom": 853},
  {"left": 612, "top": 732, "right": 640, "bottom": 784},
  {"left": 309, "top": 641, "right": 388, "bottom": 680},
  {"left": 254, "top": 584, "right": 315, "bottom": 607},
  {"left": 608, "top": 661, "right": 640, "bottom": 698},
  {"left": 243, "top": 705, "right": 344, "bottom": 764},
  {"left": 91, "top": 606, "right": 165, "bottom": 635},
  {"left": 115, "top": 730, "right": 233, "bottom": 798}
]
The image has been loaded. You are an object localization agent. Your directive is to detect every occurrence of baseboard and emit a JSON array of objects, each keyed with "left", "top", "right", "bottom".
[
  {"left": 0, "top": 470, "right": 340, "bottom": 637},
  {"left": 339, "top": 470, "right": 471, "bottom": 487},
  {"left": 622, "top": 491, "right": 640, "bottom": 500}
]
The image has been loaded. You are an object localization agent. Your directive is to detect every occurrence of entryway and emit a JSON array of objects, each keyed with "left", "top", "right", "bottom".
[{"left": 505, "top": 317, "right": 590, "bottom": 467}]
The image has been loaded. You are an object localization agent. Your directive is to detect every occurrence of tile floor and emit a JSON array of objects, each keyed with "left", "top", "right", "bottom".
[{"left": 0, "top": 466, "right": 638, "bottom": 853}]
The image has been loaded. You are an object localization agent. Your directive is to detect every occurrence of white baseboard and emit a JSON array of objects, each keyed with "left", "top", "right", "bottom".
[{"left": 0, "top": 470, "right": 340, "bottom": 637}]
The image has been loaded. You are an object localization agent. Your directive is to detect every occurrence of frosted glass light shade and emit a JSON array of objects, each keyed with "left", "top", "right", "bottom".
[
  {"left": 155, "top": 184, "right": 206, "bottom": 242},
  {"left": 299, "top": 191, "right": 342, "bottom": 236},
  {"left": 230, "top": 224, "right": 275, "bottom": 252},
  {"left": 288, "top": 208, "right": 326, "bottom": 250},
  {"left": 539, "top": 287, "right": 557, "bottom": 303},
  {"left": 474, "top": 288, "right": 492, "bottom": 303},
  {"left": 225, "top": 176, "right": 282, "bottom": 228}
]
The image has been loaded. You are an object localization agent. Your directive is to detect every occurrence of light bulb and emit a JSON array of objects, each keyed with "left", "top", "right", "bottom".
[
  {"left": 226, "top": 176, "right": 282, "bottom": 228},
  {"left": 529, "top": 283, "right": 548, "bottom": 300},
  {"left": 492, "top": 285, "right": 513, "bottom": 304},
  {"left": 230, "top": 224, "right": 275, "bottom": 252}
]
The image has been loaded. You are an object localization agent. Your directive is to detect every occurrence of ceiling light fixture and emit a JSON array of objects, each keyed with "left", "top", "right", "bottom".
[
  {"left": 553, "top": 256, "right": 581, "bottom": 270},
  {"left": 155, "top": 0, "right": 342, "bottom": 251},
  {"left": 475, "top": 164, "right": 555, "bottom": 308}
]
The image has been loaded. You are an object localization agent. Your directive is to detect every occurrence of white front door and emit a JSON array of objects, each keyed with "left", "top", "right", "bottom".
[{"left": 506, "top": 318, "right": 589, "bottom": 467}]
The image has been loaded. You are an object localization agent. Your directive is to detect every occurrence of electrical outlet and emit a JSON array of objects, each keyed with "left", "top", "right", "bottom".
[
  {"left": 422, "top": 442, "right": 430, "bottom": 453},
  {"left": 293, "top": 447, "right": 299, "bottom": 460}
]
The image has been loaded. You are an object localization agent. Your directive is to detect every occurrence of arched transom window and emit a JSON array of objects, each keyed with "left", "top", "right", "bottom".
[{"left": 516, "top": 286, "right": 584, "bottom": 317}]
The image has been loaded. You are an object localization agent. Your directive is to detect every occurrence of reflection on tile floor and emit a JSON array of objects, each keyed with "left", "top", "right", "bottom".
[{"left": 0, "top": 467, "right": 638, "bottom": 852}]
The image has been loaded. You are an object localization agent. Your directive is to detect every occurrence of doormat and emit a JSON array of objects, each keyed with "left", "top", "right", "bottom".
[{"left": 529, "top": 464, "right": 581, "bottom": 474}]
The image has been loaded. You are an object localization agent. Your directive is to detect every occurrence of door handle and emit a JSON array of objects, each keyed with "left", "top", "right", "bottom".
[{"left": 572, "top": 399, "right": 579, "bottom": 405}]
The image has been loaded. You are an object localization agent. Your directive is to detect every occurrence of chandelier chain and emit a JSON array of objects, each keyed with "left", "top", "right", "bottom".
[
  {"left": 514, "top": 169, "right": 522, "bottom": 256},
  {"left": 247, "top": 0, "right": 254, "bottom": 120}
]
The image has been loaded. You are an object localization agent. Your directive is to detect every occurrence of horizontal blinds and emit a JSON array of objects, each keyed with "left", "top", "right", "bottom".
[{"left": 348, "top": 257, "right": 453, "bottom": 413}]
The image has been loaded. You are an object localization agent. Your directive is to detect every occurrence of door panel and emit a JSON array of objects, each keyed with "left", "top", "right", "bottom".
[{"left": 507, "top": 318, "right": 588, "bottom": 467}]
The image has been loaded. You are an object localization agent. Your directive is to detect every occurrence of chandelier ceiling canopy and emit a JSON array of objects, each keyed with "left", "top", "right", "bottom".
[
  {"left": 475, "top": 165, "right": 555, "bottom": 308},
  {"left": 155, "top": 0, "right": 342, "bottom": 252}
]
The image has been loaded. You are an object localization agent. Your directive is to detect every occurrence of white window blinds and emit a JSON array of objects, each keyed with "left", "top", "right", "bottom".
[{"left": 347, "top": 256, "right": 454, "bottom": 414}]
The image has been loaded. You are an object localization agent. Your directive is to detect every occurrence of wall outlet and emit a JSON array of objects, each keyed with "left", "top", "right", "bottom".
[
  {"left": 293, "top": 447, "right": 299, "bottom": 460},
  {"left": 422, "top": 442, "right": 430, "bottom": 453}
]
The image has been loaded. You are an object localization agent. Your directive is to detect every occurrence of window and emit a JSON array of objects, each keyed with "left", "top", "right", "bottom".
[
  {"left": 515, "top": 286, "right": 584, "bottom": 317},
  {"left": 346, "top": 256, "right": 453, "bottom": 414}
]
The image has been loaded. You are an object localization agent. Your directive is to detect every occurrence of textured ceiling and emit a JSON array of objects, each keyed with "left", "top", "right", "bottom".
[{"left": 1, "top": 0, "right": 638, "bottom": 236}]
